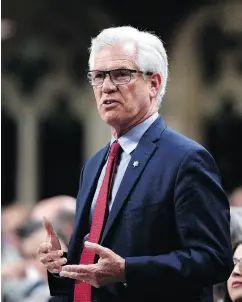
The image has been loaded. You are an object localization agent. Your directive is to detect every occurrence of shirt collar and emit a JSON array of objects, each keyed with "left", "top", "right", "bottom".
[{"left": 110, "top": 112, "right": 159, "bottom": 154}]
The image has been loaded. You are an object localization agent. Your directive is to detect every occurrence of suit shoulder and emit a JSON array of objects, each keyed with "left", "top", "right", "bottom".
[
  {"left": 157, "top": 127, "right": 222, "bottom": 181},
  {"left": 161, "top": 127, "right": 212, "bottom": 158}
]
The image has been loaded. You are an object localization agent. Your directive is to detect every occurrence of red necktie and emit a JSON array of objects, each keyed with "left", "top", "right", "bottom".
[{"left": 74, "top": 141, "right": 121, "bottom": 302}]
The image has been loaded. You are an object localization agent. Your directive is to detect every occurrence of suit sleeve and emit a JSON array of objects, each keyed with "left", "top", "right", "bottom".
[
  {"left": 47, "top": 267, "right": 73, "bottom": 297},
  {"left": 125, "top": 147, "right": 233, "bottom": 293}
]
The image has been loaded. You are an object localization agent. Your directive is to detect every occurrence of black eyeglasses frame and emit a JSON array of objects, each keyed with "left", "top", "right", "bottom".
[{"left": 87, "top": 68, "right": 153, "bottom": 86}]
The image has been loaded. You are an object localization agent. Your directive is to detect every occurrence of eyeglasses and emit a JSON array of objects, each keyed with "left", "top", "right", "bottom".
[
  {"left": 87, "top": 68, "right": 153, "bottom": 86},
  {"left": 233, "top": 258, "right": 242, "bottom": 269}
]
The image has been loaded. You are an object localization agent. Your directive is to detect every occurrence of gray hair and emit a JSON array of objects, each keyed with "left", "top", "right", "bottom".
[
  {"left": 88, "top": 26, "right": 168, "bottom": 107},
  {"left": 230, "top": 206, "right": 242, "bottom": 247}
]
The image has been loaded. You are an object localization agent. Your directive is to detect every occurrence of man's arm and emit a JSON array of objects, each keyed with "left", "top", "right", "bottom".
[{"left": 125, "top": 148, "right": 233, "bottom": 292}]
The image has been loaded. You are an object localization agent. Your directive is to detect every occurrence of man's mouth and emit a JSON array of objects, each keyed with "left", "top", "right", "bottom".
[
  {"left": 102, "top": 100, "right": 118, "bottom": 105},
  {"left": 232, "top": 282, "right": 242, "bottom": 288}
]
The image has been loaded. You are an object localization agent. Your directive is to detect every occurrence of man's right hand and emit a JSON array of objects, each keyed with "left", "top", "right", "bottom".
[{"left": 38, "top": 217, "right": 67, "bottom": 273}]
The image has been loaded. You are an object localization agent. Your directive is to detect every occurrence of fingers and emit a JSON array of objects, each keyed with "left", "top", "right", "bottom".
[
  {"left": 60, "top": 265, "right": 103, "bottom": 288},
  {"left": 39, "top": 250, "right": 64, "bottom": 264},
  {"left": 45, "top": 257, "right": 68, "bottom": 273},
  {"left": 42, "top": 216, "right": 57, "bottom": 237},
  {"left": 60, "top": 265, "right": 94, "bottom": 284},
  {"left": 38, "top": 241, "right": 52, "bottom": 254},
  {"left": 37, "top": 217, "right": 63, "bottom": 273},
  {"left": 60, "top": 270, "right": 90, "bottom": 281},
  {"left": 42, "top": 217, "right": 61, "bottom": 250},
  {"left": 38, "top": 240, "right": 67, "bottom": 273},
  {"left": 39, "top": 250, "right": 67, "bottom": 273},
  {"left": 84, "top": 241, "right": 110, "bottom": 258},
  {"left": 61, "top": 264, "right": 93, "bottom": 273}
]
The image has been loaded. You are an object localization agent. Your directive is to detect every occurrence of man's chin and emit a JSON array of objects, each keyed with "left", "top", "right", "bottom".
[{"left": 101, "top": 113, "right": 120, "bottom": 126}]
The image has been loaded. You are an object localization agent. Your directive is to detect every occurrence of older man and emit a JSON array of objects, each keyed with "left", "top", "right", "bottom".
[{"left": 38, "top": 26, "right": 232, "bottom": 302}]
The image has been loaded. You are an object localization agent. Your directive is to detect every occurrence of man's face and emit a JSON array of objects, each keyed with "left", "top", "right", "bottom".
[
  {"left": 92, "top": 45, "right": 159, "bottom": 137},
  {"left": 227, "top": 244, "right": 242, "bottom": 302},
  {"left": 20, "top": 229, "right": 48, "bottom": 279}
]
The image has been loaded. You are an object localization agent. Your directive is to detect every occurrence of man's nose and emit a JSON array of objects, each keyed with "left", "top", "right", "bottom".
[
  {"left": 101, "top": 74, "right": 117, "bottom": 92},
  {"left": 233, "top": 263, "right": 242, "bottom": 275}
]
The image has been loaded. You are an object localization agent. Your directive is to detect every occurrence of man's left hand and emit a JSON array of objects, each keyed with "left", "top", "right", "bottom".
[{"left": 59, "top": 241, "right": 125, "bottom": 288}]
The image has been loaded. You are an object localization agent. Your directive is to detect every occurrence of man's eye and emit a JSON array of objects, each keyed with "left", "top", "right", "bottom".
[
  {"left": 119, "top": 70, "right": 129, "bottom": 77},
  {"left": 113, "top": 70, "right": 129, "bottom": 78},
  {"left": 94, "top": 73, "right": 104, "bottom": 79}
]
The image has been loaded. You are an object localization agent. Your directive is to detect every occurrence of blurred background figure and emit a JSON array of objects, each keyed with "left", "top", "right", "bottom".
[
  {"left": 230, "top": 206, "right": 242, "bottom": 245},
  {"left": 1, "top": 196, "right": 75, "bottom": 302},
  {"left": 31, "top": 195, "right": 76, "bottom": 221},
  {"left": 226, "top": 240, "right": 242, "bottom": 302},
  {"left": 229, "top": 187, "right": 242, "bottom": 207},
  {"left": 214, "top": 240, "right": 242, "bottom": 302},
  {"left": 1, "top": 203, "right": 30, "bottom": 302},
  {"left": 213, "top": 207, "right": 242, "bottom": 302},
  {"left": 1, "top": 203, "right": 31, "bottom": 263},
  {"left": 30, "top": 195, "right": 76, "bottom": 247},
  {"left": 2, "top": 219, "right": 68, "bottom": 302}
]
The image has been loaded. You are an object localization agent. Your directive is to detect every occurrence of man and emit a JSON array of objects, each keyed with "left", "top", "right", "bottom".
[{"left": 38, "top": 26, "right": 233, "bottom": 302}]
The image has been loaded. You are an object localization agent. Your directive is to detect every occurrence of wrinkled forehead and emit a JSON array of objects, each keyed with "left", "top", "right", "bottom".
[{"left": 93, "top": 45, "right": 138, "bottom": 70}]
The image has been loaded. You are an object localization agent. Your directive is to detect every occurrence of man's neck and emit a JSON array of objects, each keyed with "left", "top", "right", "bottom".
[{"left": 112, "top": 110, "right": 158, "bottom": 138}]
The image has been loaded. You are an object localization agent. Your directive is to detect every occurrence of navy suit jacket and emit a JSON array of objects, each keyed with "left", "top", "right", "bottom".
[{"left": 48, "top": 116, "right": 233, "bottom": 302}]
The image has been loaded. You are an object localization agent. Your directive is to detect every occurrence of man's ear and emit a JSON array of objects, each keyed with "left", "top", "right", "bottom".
[{"left": 149, "top": 73, "right": 162, "bottom": 98}]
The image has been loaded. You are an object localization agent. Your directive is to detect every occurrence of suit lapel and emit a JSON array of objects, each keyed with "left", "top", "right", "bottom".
[
  {"left": 69, "top": 144, "right": 109, "bottom": 262},
  {"left": 81, "top": 146, "right": 109, "bottom": 208},
  {"left": 100, "top": 116, "right": 167, "bottom": 243},
  {"left": 74, "top": 145, "right": 109, "bottom": 234}
]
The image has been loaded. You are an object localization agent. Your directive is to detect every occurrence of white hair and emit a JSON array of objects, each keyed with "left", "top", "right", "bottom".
[
  {"left": 88, "top": 26, "right": 169, "bottom": 107},
  {"left": 230, "top": 206, "right": 242, "bottom": 246}
]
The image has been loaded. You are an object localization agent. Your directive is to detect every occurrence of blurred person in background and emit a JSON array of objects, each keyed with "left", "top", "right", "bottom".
[
  {"left": 214, "top": 207, "right": 242, "bottom": 302},
  {"left": 2, "top": 219, "right": 68, "bottom": 302},
  {"left": 229, "top": 187, "right": 242, "bottom": 207},
  {"left": 31, "top": 195, "right": 76, "bottom": 222},
  {"left": 1, "top": 196, "right": 75, "bottom": 302},
  {"left": 30, "top": 195, "right": 76, "bottom": 247},
  {"left": 225, "top": 240, "right": 242, "bottom": 302},
  {"left": 51, "top": 209, "right": 76, "bottom": 247},
  {"left": 230, "top": 207, "right": 242, "bottom": 245},
  {"left": 1, "top": 202, "right": 32, "bottom": 301},
  {"left": 1, "top": 202, "right": 31, "bottom": 263},
  {"left": 38, "top": 26, "right": 232, "bottom": 302}
]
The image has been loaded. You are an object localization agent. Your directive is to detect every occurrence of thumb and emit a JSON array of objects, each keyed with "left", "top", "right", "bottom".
[
  {"left": 84, "top": 241, "right": 110, "bottom": 258},
  {"left": 42, "top": 217, "right": 61, "bottom": 251}
]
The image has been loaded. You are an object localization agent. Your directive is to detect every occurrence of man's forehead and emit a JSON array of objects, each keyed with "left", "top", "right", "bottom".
[
  {"left": 234, "top": 244, "right": 242, "bottom": 257},
  {"left": 94, "top": 57, "right": 135, "bottom": 70},
  {"left": 95, "top": 52, "right": 133, "bottom": 60},
  {"left": 93, "top": 45, "right": 136, "bottom": 69}
]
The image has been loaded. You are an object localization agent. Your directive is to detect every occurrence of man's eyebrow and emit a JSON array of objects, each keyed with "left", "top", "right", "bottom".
[
  {"left": 118, "top": 66, "right": 130, "bottom": 69},
  {"left": 106, "top": 65, "right": 132, "bottom": 70},
  {"left": 92, "top": 66, "right": 132, "bottom": 72}
]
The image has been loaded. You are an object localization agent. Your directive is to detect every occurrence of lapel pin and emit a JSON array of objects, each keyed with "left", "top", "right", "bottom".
[{"left": 133, "top": 161, "right": 139, "bottom": 167}]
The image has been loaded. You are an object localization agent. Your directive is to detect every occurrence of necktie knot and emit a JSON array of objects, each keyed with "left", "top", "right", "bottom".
[{"left": 109, "top": 141, "right": 121, "bottom": 159}]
